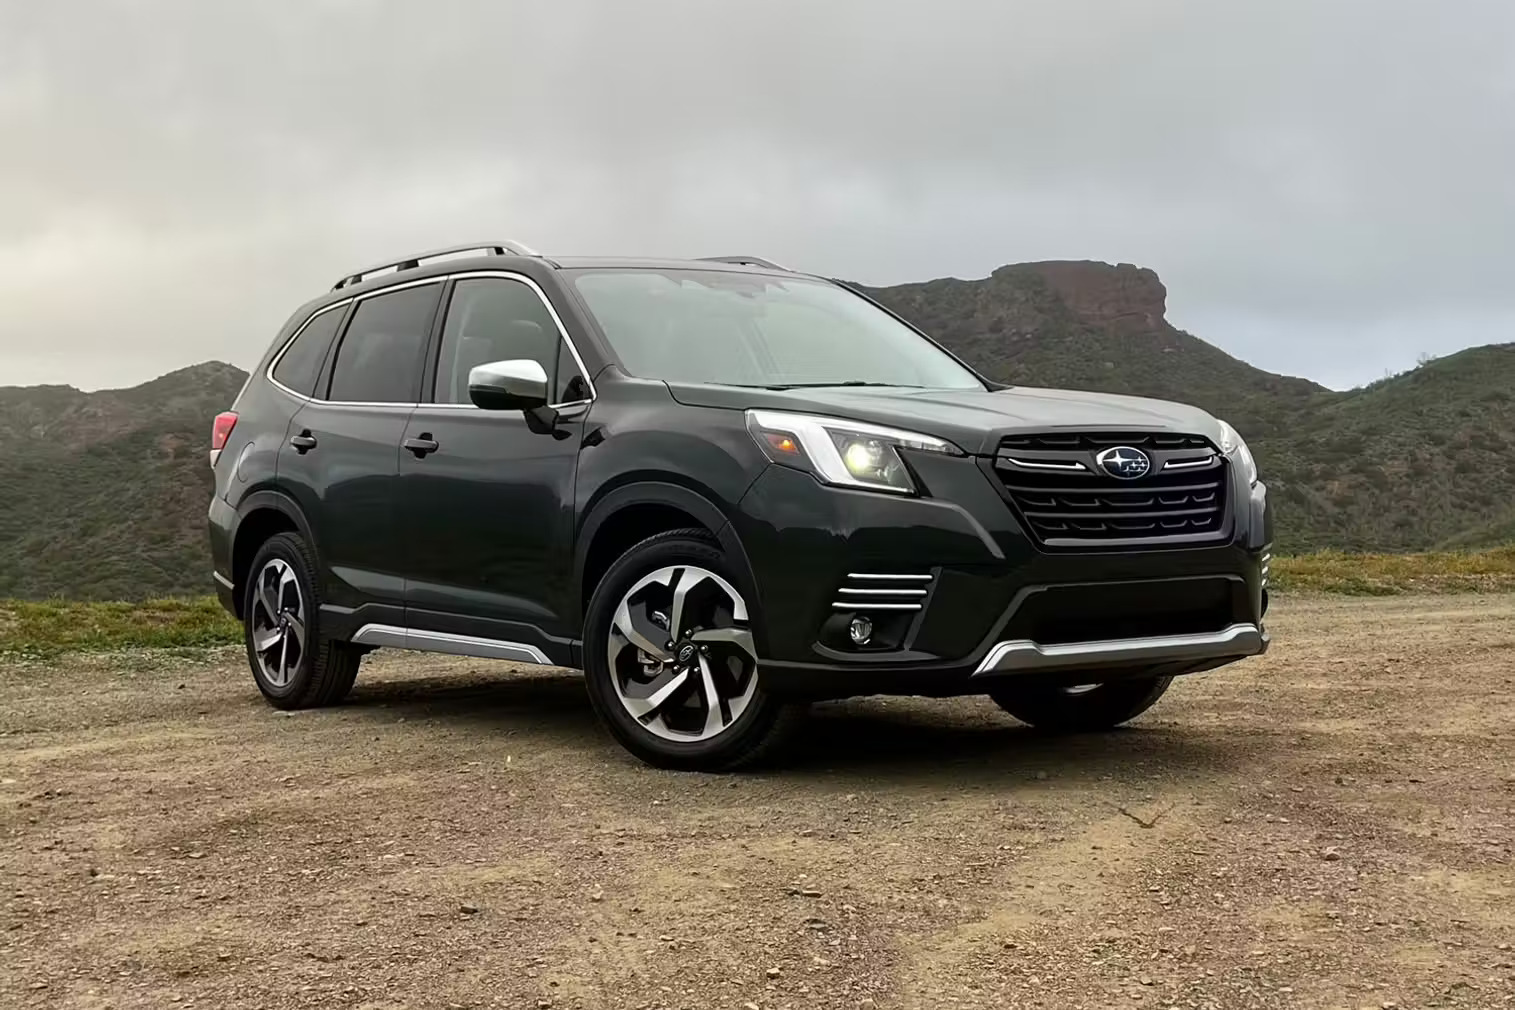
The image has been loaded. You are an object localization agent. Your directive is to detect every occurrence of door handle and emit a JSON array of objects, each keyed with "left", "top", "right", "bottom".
[
  {"left": 289, "top": 432, "right": 318, "bottom": 453},
  {"left": 403, "top": 435, "right": 440, "bottom": 458}
]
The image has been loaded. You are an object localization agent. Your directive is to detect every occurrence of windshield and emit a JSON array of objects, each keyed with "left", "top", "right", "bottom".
[{"left": 568, "top": 269, "right": 985, "bottom": 390}]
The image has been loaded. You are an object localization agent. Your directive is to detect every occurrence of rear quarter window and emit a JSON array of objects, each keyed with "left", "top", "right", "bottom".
[{"left": 270, "top": 305, "right": 345, "bottom": 397}]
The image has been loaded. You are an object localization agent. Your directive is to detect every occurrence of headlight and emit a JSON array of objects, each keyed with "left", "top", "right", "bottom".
[
  {"left": 746, "top": 410, "right": 963, "bottom": 494},
  {"left": 1217, "top": 420, "right": 1258, "bottom": 487}
]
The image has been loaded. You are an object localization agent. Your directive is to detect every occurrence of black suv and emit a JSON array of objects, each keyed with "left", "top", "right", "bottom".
[{"left": 209, "top": 241, "right": 1271, "bottom": 770}]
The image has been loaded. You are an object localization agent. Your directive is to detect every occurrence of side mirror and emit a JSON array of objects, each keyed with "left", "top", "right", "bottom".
[{"left": 468, "top": 359, "right": 549, "bottom": 411}]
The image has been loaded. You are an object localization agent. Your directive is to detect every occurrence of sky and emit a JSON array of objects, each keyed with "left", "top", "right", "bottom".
[{"left": 2, "top": 0, "right": 1512, "bottom": 392}]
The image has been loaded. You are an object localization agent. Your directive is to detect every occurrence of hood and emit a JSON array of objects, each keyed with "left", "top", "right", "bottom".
[{"left": 665, "top": 382, "right": 1222, "bottom": 456}]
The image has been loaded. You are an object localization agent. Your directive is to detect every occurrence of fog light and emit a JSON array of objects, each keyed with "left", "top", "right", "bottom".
[{"left": 848, "top": 615, "right": 873, "bottom": 646}]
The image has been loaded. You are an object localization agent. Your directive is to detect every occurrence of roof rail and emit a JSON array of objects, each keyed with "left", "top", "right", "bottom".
[
  {"left": 333, "top": 240, "right": 540, "bottom": 290},
  {"left": 696, "top": 255, "right": 792, "bottom": 272}
]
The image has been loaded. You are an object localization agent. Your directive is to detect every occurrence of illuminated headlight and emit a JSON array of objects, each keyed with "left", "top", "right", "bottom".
[
  {"left": 1217, "top": 420, "right": 1258, "bottom": 487},
  {"left": 747, "top": 410, "right": 964, "bottom": 494}
]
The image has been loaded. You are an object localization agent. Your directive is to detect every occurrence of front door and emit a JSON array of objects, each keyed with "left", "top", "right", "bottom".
[{"left": 398, "top": 275, "right": 593, "bottom": 662}]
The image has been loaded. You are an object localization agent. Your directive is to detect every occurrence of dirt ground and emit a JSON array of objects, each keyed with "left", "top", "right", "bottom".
[{"left": 2, "top": 595, "right": 1513, "bottom": 1010}]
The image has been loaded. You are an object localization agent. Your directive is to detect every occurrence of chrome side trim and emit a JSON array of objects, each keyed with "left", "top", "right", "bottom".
[
  {"left": 831, "top": 602, "right": 922, "bottom": 611},
  {"left": 349, "top": 624, "right": 409, "bottom": 650},
  {"left": 973, "top": 623, "right": 1266, "bottom": 676},
  {"left": 846, "top": 573, "right": 933, "bottom": 581},
  {"left": 350, "top": 624, "right": 551, "bottom": 665},
  {"left": 213, "top": 571, "right": 235, "bottom": 590}
]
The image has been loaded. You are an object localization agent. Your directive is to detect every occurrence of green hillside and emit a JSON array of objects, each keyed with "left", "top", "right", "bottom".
[
  {"left": 1255, "top": 346, "right": 1515, "bottom": 551},
  {"left": 0, "top": 362, "right": 247, "bottom": 600}
]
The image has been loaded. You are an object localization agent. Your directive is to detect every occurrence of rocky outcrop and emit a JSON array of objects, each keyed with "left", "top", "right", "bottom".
[{"left": 1004, "top": 261, "right": 1168, "bottom": 334}]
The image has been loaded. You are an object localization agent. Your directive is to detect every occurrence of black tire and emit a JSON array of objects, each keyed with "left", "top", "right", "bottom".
[
  {"left": 582, "top": 529, "right": 803, "bottom": 771},
  {"left": 988, "top": 675, "right": 1173, "bottom": 732},
  {"left": 242, "top": 531, "right": 362, "bottom": 710}
]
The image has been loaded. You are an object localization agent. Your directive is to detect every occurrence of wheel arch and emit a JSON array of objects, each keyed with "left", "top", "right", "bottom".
[
  {"left": 230, "top": 490, "right": 317, "bottom": 619},
  {"left": 575, "top": 482, "right": 764, "bottom": 648}
]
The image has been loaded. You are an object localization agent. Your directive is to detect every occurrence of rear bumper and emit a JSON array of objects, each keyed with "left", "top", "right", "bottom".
[{"left": 208, "top": 495, "right": 238, "bottom": 617}]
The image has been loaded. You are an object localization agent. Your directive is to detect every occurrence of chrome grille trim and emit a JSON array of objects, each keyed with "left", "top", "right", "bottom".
[{"left": 993, "top": 431, "right": 1230, "bottom": 546}]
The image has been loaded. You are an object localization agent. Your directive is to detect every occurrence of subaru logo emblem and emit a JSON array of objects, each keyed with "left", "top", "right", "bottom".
[{"left": 1095, "top": 446, "right": 1152, "bottom": 480}]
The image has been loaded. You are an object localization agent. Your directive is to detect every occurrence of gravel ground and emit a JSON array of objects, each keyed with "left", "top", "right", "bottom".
[{"left": 2, "top": 594, "right": 1513, "bottom": 1010}]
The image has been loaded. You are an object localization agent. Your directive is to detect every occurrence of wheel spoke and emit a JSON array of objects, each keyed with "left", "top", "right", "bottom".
[
  {"left": 257, "top": 576, "right": 280, "bottom": 625},
  {"left": 254, "top": 627, "right": 284, "bottom": 653},
  {"left": 667, "top": 567, "right": 709, "bottom": 643},
  {"left": 689, "top": 626, "right": 756, "bottom": 664},
  {"left": 277, "top": 634, "right": 291, "bottom": 686},
  {"left": 612, "top": 599, "right": 672, "bottom": 662},
  {"left": 696, "top": 655, "right": 727, "bottom": 737},
  {"left": 277, "top": 564, "right": 298, "bottom": 612},
  {"left": 285, "top": 612, "right": 306, "bottom": 650},
  {"left": 621, "top": 667, "right": 692, "bottom": 720}
]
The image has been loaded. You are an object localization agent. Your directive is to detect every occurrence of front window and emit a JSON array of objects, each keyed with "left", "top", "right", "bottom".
[{"left": 569, "top": 269, "right": 984, "bottom": 390}]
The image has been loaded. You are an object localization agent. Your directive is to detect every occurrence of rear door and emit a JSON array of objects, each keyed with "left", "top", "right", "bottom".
[
  {"left": 397, "top": 273, "right": 593, "bottom": 660},
  {"left": 278, "top": 280, "right": 443, "bottom": 624}
]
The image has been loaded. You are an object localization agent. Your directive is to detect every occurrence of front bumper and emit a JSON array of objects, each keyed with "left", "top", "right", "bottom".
[
  {"left": 976, "top": 622, "right": 1267, "bottom": 675},
  {"left": 732, "top": 452, "right": 1272, "bottom": 699}
]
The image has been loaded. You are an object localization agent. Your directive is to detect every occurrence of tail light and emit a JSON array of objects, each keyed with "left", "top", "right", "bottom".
[{"left": 210, "top": 411, "right": 238, "bottom": 468}]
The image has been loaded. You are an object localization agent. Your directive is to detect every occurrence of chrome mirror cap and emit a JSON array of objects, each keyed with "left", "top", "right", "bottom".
[{"left": 468, "top": 359, "right": 549, "bottom": 410}]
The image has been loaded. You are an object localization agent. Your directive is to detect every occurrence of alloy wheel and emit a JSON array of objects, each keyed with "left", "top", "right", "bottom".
[
  {"left": 250, "top": 558, "right": 306, "bottom": 689},
  {"left": 607, "top": 565, "right": 759, "bottom": 742}
]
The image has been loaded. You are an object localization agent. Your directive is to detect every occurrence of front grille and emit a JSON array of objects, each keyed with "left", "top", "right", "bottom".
[{"left": 994, "top": 432, "right": 1229, "bottom": 547}]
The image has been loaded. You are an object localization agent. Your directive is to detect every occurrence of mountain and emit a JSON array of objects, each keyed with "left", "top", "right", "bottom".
[
  {"left": 859, "top": 262, "right": 1326, "bottom": 437},
  {"left": 1, "top": 261, "right": 1512, "bottom": 600},
  {"left": 0, "top": 362, "right": 247, "bottom": 600}
]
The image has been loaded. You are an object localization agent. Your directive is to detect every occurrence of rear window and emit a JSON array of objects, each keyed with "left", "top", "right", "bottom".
[
  {"left": 327, "top": 283, "right": 442, "bottom": 403},
  {"left": 271, "top": 305, "right": 344, "bottom": 396}
]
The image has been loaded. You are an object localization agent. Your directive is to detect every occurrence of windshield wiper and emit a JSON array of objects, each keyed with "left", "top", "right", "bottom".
[{"left": 761, "top": 381, "right": 919, "bottom": 390}]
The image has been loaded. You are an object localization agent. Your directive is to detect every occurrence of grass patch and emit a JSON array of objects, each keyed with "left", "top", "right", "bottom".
[
  {"left": 1272, "top": 546, "right": 1515, "bottom": 595},
  {"left": 0, "top": 596, "right": 240, "bottom": 658},
  {"left": 3, "top": 548, "right": 1514, "bottom": 658}
]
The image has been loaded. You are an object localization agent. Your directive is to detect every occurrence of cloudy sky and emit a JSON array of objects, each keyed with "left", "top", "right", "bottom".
[{"left": 2, "top": 0, "right": 1512, "bottom": 392}]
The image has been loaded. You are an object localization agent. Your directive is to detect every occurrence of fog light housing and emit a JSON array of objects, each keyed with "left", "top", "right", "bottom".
[{"left": 848, "top": 615, "right": 873, "bottom": 646}]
